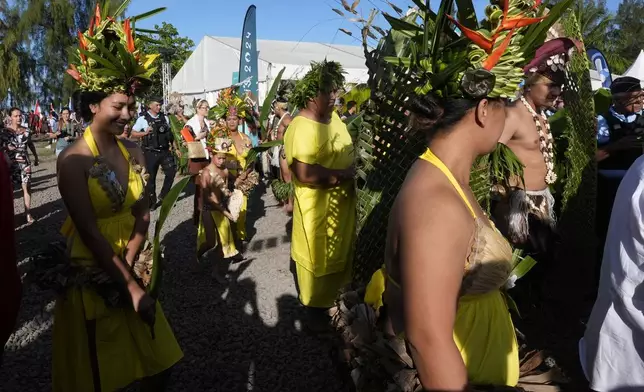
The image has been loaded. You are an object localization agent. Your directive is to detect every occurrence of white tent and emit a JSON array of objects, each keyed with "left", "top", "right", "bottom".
[
  {"left": 623, "top": 50, "right": 644, "bottom": 81},
  {"left": 172, "top": 36, "right": 369, "bottom": 105},
  {"left": 589, "top": 69, "right": 623, "bottom": 91}
]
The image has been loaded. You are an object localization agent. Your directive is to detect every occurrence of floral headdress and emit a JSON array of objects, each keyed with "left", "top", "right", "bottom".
[
  {"left": 413, "top": 0, "right": 572, "bottom": 100},
  {"left": 209, "top": 88, "right": 249, "bottom": 120},
  {"left": 66, "top": 3, "right": 162, "bottom": 96},
  {"left": 291, "top": 60, "right": 346, "bottom": 109},
  {"left": 205, "top": 132, "right": 234, "bottom": 155}
]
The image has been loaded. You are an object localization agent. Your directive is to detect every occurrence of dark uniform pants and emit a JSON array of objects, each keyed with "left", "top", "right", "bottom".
[{"left": 144, "top": 149, "right": 176, "bottom": 206}]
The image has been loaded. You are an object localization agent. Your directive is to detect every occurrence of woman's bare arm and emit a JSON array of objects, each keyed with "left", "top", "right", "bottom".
[
  {"left": 123, "top": 142, "right": 151, "bottom": 266},
  {"left": 56, "top": 148, "right": 140, "bottom": 293},
  {"left": 398, "top": 186, "right": 473, "bottom": 391},
  {"left": 290, "top": 159, "right": 354, "bottom": 188}
]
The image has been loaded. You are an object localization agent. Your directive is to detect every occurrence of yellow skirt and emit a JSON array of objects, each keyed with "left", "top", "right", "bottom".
[
  {"left": 52, "top": 287, "right": 183, "bottom": 391},
  {"left": 293, "top": 261, "right": 352, "bottom": 308},
  {"left": 236, "top": 195, "right": 248, "bottom": 241},
  {"left": 197, "top": 209, "right": 239, "bottom": 259},
  {"left": 364, "top": 268, "right": 519, "bottom": 386}
]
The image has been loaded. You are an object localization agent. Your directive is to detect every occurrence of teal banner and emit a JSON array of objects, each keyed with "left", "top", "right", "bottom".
[{"left": 238, "top": 5, "right": 258, "bottom": 100}]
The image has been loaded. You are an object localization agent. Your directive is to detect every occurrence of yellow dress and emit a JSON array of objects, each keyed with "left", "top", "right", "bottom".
[
  {"left": 196, "top": 167, "right": 239, "bottom": 259},
  {"left": 283, "top": 113, "right": 356, "bottom": 308},
  {"left": 229, "top": 133, "right": 252, "bottom": 241},
  {"left": 53, "top": 129, "right": 183, "bottom": 392},
  {"left": 365, "top": 148, "right": 519, "bottom": 386}
]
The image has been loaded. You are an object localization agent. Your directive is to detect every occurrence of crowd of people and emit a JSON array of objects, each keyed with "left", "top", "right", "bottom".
[{"left": 1, "top": 1, "right": 644, "bottom": 391}]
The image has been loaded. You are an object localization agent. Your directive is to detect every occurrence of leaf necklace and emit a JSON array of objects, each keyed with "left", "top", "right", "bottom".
[{"left": 520, "top": 96, "right": 557, "bottom": 185}]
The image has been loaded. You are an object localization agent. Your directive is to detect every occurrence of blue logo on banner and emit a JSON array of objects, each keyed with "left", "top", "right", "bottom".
[{"left": 587, "top": 48, "right": 613, "bottom": 89}]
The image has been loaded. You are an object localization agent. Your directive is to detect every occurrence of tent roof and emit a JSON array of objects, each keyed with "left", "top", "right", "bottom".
[
  {"left": 207, "top": 36, "right": 367, "bottom": 69},
  {"left": 624, "top": 50, "right": 644, "bottom": 80}
]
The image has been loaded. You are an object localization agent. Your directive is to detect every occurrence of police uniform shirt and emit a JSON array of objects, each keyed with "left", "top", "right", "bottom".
[
  {"left": 597, "top": 106, "right": 644, "bottom": 179},
  {"left": 132, "top": 111, "right": 170, "bottom": 133}
]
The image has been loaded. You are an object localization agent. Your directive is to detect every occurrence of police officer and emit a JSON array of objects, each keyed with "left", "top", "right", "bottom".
[
  {"left": 595, "top": 76, "right": 644, "bottom": 259},
  {"left": 132, "top": 97, "right": 181, "bottom": 209}
]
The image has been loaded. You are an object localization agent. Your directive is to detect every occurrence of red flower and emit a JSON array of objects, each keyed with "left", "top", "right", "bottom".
[
  {"left": 447, "top": 15, "right": 494, "bottom": 53},
  {"left": 483, "top": 29, "right": 516, "bottom": 70},
  {"left": 124, "top": 19, "right": 135, "bottom": 53},
  {"left": 94, "top": 3, "right": 102, "bottom": 26},
  {"left": 77, "top": 30, "right": 87, "bottom": 63},
  {"left": 66, "top": 65, "right": 83, "bottom": 83},
  {"left": 500, "top": 16, "right": 546, "bottom": 30}
]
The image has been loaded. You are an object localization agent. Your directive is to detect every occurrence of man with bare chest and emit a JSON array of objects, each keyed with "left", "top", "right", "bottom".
[{"left": 493, "top": 38, "right": 579, "bottom": 252}]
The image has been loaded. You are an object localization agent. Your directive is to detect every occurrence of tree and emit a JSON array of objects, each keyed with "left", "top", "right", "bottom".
[
  {"left": 138, "top": 22, "right": 195, "bottom": 99},
  {"left": 612, "top": 0, "right": 644, "bottom": 66}
]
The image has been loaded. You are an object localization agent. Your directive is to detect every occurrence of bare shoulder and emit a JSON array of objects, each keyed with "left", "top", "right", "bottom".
[
  {"left": 56, "top": 140, "right": 93, "bottom": 176},
  {"left": 396, "top": 163, "right": 474, "bottom": 235}
]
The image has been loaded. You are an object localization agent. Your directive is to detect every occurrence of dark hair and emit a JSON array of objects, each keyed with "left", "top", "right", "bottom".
[
  {"left": 9, "top": 107, "right": 21, "bottom": 115},
  {"left": 72, "top": 90, "right": 107, "bottom": 122},
  {"left": 407, "top": 93, "right": 497, "bottom": 138},
  {"left": 347, "top": 101, "right": 357, "bottom": 110}
]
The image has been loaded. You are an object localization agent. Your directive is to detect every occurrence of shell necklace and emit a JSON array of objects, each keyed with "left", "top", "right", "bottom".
[{"left": 520, "top": 96, "right": 557, "bottom": 185}]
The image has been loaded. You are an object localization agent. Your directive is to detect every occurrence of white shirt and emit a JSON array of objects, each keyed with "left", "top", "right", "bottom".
[{"left": 580, "top": 155, "right": 644, "bottom": 390}]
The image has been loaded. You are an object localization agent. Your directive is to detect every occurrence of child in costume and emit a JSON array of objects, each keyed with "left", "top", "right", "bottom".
[
  {"left": 197, "top": 133, "right": 244, "bottom": 282},
  {"left": 53, "top": 4, "right": 182, "bottom": 390},
  {"left": 209, "top": 88, "right": 259, "bottom": 242}
]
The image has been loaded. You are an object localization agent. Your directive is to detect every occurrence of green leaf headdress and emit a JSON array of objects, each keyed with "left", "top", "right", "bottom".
[
  {"left": 290, "top": 60, "right": 346, "bottom": 109},
  {"left": 410, "top": 0, "right": 573, "bottom": 100},
  {"left": 66, "top": 3, "right": 164, "bottom": 96},
  {"left": 208, "top": 87, "right": 249, "bottom": 120}
]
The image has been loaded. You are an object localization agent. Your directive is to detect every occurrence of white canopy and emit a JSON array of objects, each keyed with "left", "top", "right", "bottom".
[
  {"left": 172, "top": 36, "right": 369, "bottom": 105},
  {"left": 623, "top": 50, "right": 644, "bottom": 81}
]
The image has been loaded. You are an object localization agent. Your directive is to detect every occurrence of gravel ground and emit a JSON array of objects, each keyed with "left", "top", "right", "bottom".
[{"left": 1, "top": 145, "right": 352, "bottom": 392}]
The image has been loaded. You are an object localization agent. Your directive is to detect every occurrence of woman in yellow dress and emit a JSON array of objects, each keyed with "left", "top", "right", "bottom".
[
  {"left": 356, "top": 4, "right": 552, "bottom": 386},
  {"left": 210, "top": 88, "right": 257, "bottom": 242},
  {"left": 196, "top": 134, "right": 244, "bottom": 281},
  {"left": 283, "top": 60, "right": 356, "bottom": 326},
  {"left": 53, "top": 6, "right": 182, "bottom": 391}
]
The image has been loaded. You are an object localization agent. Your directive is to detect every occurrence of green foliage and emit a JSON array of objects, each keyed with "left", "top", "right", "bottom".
[
  {"left": 259, "top": 67, "right": 285, "bottom": 134},
  {"left": 244, "top": 140, "right": 283, "bottom": 171},
  {"left": 548, "top": 10, "right": 598, "bottom": 301},
  {"left": 613, "top": 0, "right": 644, "bottom": 66},
  {"left": 270, "top": 179, "right": 294, "bottom": 202},
  {"left": 149, "top": 175, "right": 192, "bottom": 298},
  {"left": 169, "top": 115, "right": 188, "bottom": 174},
  {"left": 340, "top": 84, "right": 371, "bottom": 112},
  {"left": 557, "top": 0, "right": 643, "bottom": 75},
  {"left": 593, "top": 88, "right": 611, "bottom": 115},
  {"left": 290, "top": 60, "right": 346, "bottom": 109},
  {"left": 330, "top": 0, "right": 574, "bottom": 282},
  {"left": 137, "top": 22, "right": 195, "bottom": 98}
]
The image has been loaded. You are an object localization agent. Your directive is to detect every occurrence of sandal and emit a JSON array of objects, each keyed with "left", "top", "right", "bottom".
[{"left": 26, "top": 214, "right": 35, "bottom": 224}]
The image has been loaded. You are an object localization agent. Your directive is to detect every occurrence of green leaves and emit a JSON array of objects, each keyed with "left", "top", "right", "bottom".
[
  {"left": 489, "top": 142, "right": 525, "bottom": 187},
  {"left": 454, "top": 0, "right": 478, "bottom": 30},
  {"left": 169, "top": 115, "right": 189, "bottom": 174},
  {"left": 130, "top": 7, "right": 167, "bottom": 23},
  {"left": 520, "top": 0, "right": 575, "bottom": 60},
  {"left": 148, "top": 175, "right": 192, "bottom": 298},
  {"left": 430, "top": 0, "right": 455, "bottom": 60},
  {"left": 244, "top": 140, "right": 284, "bottom": 171},
  {"left": 259, "top": 67, "right": 285, "bottom": 134},
  {"left": 382, "top": 12, "right": 423, "bottom": 33}
]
